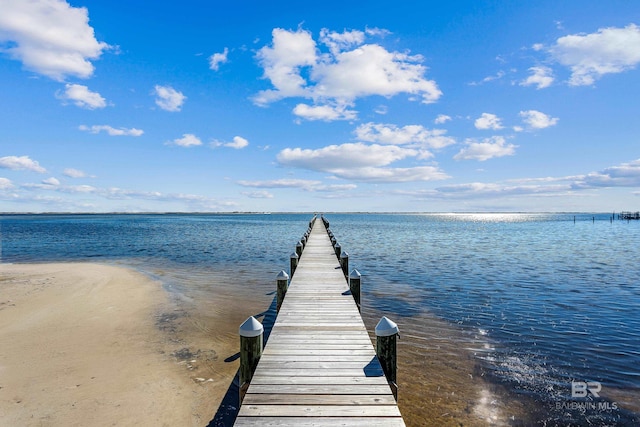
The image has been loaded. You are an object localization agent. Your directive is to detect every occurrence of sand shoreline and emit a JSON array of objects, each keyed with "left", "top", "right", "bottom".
[{"left": 0, "top": 262, "right": 235, "bottom": 426}]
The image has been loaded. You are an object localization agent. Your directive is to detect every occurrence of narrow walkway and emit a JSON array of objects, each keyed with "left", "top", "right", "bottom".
[{"left": 234, "top": 220, "right": 405, "bottom": 426}]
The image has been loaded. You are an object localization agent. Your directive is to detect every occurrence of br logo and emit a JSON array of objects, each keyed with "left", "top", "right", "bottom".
[{"left": 571, "top": 381, "right": 601, "bottom": 397}]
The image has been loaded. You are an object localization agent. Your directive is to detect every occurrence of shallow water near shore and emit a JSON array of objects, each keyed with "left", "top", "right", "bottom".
[{"left": 1, "top": 213, "right": 639, "bottom": 426}]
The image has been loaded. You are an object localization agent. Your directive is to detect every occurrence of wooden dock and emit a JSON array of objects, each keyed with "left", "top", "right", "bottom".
[{"left": 233, "top": 217, "right": 405, "bottom": 426}]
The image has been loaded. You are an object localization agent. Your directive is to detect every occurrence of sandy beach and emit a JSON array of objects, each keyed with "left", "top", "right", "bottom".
[{"left": 0, "top": 262, "right": 239, "bottom": 427}]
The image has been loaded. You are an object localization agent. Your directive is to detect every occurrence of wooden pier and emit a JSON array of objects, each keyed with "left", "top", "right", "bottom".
[{"left": 233, "top": 217, "right": 405, "bottom": 426}]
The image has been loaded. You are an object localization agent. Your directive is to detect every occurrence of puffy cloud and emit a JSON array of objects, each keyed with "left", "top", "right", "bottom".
[
  {"left": 63, "top": 168, "right": 88, "bottom": 178},
  {"left": 167, "top": 134, "right": 202, "bottom": 147},
  {"left": 79, "top": 125, "right": 144, "bottom": 136},
  {"left": 42, "top": 177, "right": 60, "bottom": 186},
  {"left": 57, "top": 84, "right": 107, "bottom": 109},
  {"left": 0, "top": 177, "right": 14, "bottom": 189},
  {"left": 549, "top": 24, "right": 640, "bottom": 86},
  {"left": 225, "top": 136, "right": 249, "bottom": 149},
  {"left": 276, "top": 142, "right": 448, "bottom": 183},
  {"left": 520, "top": 66, "right": 554, "bottom": 89},
  {"left": 454, "top": 136, "right": 517, "bottom": 161},
  {"left": 354, "top": 122, "right": 455, "bottom": 149},
  {"left": 212, "top": 136, "right": 249, "bottom": 149},
  {"left": 329, "top": 165, "right": 449, "bottom": 183},
  {"left": 319, "top": 28, "right": 365, "bottom": 55},
  {"left": 253, "top": 28, "right": 317, "bottom": 104},
  {"left": 434, "top": 114, "right": 452, "bottom": 124},
  {"left": 154, "top": 85, "right": 186, "bottom": 112},
  {"left": 519, "top": 110, "right": 558, "bottom": 129},
  {"left": 575, "top": 159, "right": 640, "bottom": 188},
  {"left": 0, "top": 0, "right": 110, "bottom": 80},
  {"left": 209, "top": 47, "right": 229, "bottom": 71},
  {"left": 278, "top": 142, "right": 416, "bottom": 171},
  {"left": 0, "top": 155, "right": 46, "bottom": 173},
  {"left": 293, "top": 103, "right": 357, "bottom": 121},
  {"left": 253, "top": 27, "right": 441, "bottom": 119},
  {"left": 474, "top": 113, "right": 503, "bottom": 130}
]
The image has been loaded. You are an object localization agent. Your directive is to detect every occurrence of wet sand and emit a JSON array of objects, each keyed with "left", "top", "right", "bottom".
[{"left": 0, "top": 262, "right": 257, "bottom": 427}]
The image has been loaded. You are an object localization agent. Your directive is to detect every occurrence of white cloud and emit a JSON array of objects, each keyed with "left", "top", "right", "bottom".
[
  {"left": 574, "top": 159, "right": 640, "bottom": 188},
  {"left": 519, "top": 110, "right": 559, "bottom": 129},
  {"left": 474, "top": 113, "right": 503, "bottom": 130},
  {"left": 253, "top": 27, "right": 441, "bottom": 119},
  {"left": 242, "top": 190, "right": 274, "bottom": 199},
  {"left": 469, "top": 70, "right": 506, "bottom": 86},
  {"left": 520, "top": 66, "right": 554, "bottom": 89},
  {"left": 238, "top": 179, "right": 322, "bottom": 189},
  {"left": 278, "top": 142, "right": 416, "bottom": 171},
  {"left": 293, "top": 103, "right": 357, "bottom": 121},
  {"left": 454, "top": 136, "right": 517, "bottom": 161},
  {"left": 0, "top": 155, "right": 46, "bottom": 173},
  {"left": 0, "top": 177, "right": 14, "bottom": 189},
  {"left": 57, "top": 84, "right": 107, "bottom": 109},
  {"left": 319, "top": 28, "right": 365, "bottom": 55},
  {"left": 434, "top": 114, "right": 452, "bottom": 124},
  {"left": 79, "top": 125, "right": 144, "bottom": 136},
  {"left": 225, "top": 136, "right": 249, "bottom": 149},
  {"left": 237, "top": 179, "right": 357, "bottom": 192},
  {"left": 167, "top": 134, "right": 202, "bottom": 147},
  {"left": 209, "top": 47, "right": 229, "bottom": 71},
  {"left": 154, "top": 85, "right": 186, "bottom": 112},
  {"left": 63, "top": 168, "right": 88, "bottom": 178},
  {"left": 253, "top": 28, "right": 317, "bottom": 104},
  {"left": 549, "top": 24, "right": 640, "bottom": 86},
  {"left": 42, "top": 177, "right": 60, "bottom": 186},
  {"left": 276, "top": 142, "right": 448, "bottom": 183},
  {"left": 212, "top": 136, "right": 249, "bottom": 149},
  {"left": 0, "top": 0, "right": 110, "bottom": 80},
  {"left": 355, "top": 122, "right": 455, "bottom": 150}
]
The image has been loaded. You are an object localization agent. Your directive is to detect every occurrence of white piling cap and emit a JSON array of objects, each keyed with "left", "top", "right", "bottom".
[
  {"left": 340, "top": 250, "right": 349, "bottom": 258},
  {"left": 290, "top": 252, "right": 299, "bottom": 259},
  {"left": 296, "top": 241, "right": 303, "bottom": 247},
  {"left": 276, "top": 270, "right": 289, "bottom": 280},
  {"left": 375, "top": 316, "right": 399, "bottom": 337},
  {"left": 239, "top": 316, "right": 264, "bottom": 337},
  {"left": 350, "top": 269, "right": 361, "bottom": 279}
]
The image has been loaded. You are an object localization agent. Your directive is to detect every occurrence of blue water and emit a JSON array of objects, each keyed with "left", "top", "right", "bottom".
[{"left": 1, "top": 213, "right": 639, "bottom": 425}]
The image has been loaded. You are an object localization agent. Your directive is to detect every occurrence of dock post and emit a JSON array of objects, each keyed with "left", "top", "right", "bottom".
[
  {"left": 376, "top": 316, "right": 399, "bottom": 401},
  {"left": 334, "top": 243, "right": 341, "bottom": 258},
  {"left": 349, "top": 269, "right": 361, "bottom": 312},
  {"left": 296, "top": 241, "right": 303, "bottom": 258},
  {"left": 340, "top": 251, "right": 349, "bottom": 279},
  {"left": 290, "top": 252, "right": 299, "bottom": 277},
  {"left": 239, "top": 316, "right": 264, "bottom": 402},
  {"left": 276, "top": 270, "right": 289, "bottom": 313}
]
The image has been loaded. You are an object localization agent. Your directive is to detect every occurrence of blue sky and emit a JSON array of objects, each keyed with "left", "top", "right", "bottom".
[{"left": 1, "top": 0, "right": 640, "bottom": 212}]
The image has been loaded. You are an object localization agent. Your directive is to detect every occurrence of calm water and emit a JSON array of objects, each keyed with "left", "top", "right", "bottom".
[{"left": 1, "top": 213, "right": 639, "bottom": 426}]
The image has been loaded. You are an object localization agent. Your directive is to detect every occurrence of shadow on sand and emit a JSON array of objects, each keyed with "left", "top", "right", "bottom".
[{"left": 207, "top": 295, "right": 277, "bottom": 426}]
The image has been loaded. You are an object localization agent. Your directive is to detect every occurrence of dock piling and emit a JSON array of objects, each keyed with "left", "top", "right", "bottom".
[
  {"left": 349, "top": 269, "right": 361, "bottom": 312},
  {"left": 376, "top": 316, "right": 400, "bottom": 401},
  {"left": 340, "top": 250, "right": 349, "bottom": 279},
  {"left": 290, "top": 252, "right": 299, "bottom": 277},
  {"left": 239, "top": 316, "right": 264, "bottom": 403},
  {"left": 276, "top": 270, "right": 289, "bottom": 313}
]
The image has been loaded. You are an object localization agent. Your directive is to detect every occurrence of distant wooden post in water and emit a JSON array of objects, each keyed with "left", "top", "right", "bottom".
[{"left": 238, "top": 316, "right": 264, "bottom": 402}]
